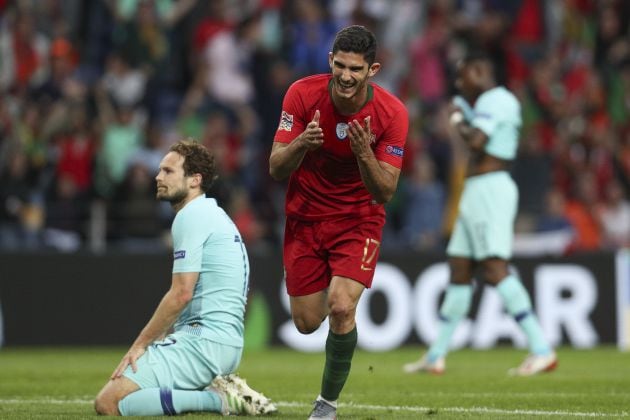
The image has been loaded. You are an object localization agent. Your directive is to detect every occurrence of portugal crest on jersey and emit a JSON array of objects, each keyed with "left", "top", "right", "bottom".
[{"left": 336, "top": 122, "right": 349, "bottom": 140}]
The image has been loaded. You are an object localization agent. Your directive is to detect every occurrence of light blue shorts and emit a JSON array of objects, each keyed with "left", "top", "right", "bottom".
[
  {"left": 123, "top": 330, "right": 242, "bottom": 390},
  {"left": 447, "top": 171, "right": 517, "bottom": 260}
]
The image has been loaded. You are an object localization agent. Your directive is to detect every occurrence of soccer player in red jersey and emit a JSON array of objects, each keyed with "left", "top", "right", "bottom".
[{"left": 269, "top": 25, "right": 408, "bottom": 419}]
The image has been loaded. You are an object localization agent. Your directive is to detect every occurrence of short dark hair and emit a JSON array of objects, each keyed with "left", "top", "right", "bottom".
[
  {"left": 462, "top": 49, "right": 493, "bottom": 65},
  {"left": 169, "top": 139, "right": 217, "bottom": 193},
  {"left": 332, "top": 25, "right": 377, "bottom": 65},
  {"left": 460, "top": 49, "right": 495, "bottom": 80}
]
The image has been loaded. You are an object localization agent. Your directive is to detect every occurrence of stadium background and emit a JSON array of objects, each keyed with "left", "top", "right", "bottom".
[{"left": 0, "top": 0, "right": 629, "bottom": 351}]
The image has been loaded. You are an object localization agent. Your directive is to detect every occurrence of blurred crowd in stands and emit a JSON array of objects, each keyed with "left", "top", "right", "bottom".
[{"left": 0, "top": 0, "right": 628, "bottom": 255}]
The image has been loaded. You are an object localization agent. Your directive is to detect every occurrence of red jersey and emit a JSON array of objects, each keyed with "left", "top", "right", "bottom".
[{"left": 274, "top": 74, "right": 408, "bottom": 221}]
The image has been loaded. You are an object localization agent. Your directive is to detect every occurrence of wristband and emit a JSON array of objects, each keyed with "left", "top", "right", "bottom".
[{"left": 449, "top": 111, "right": 464, "bottom": 126}]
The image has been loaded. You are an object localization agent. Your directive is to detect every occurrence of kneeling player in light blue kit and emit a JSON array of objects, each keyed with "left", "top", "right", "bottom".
[
  {"left": 404, "top": 52, "right": 557, "bottom": 376},
  {"left": 95, "top": 140, "right": 276, "bottom": 416}
]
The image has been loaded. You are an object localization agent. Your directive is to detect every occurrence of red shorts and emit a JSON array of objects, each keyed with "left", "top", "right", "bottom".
[{"left": 283, "top": 215, "right": 385, "bottom": 296}]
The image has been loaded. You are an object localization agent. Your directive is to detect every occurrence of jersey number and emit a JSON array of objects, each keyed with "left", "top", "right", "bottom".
[{"left": 361, "top": 238, "right": 380, "bottom": 271}]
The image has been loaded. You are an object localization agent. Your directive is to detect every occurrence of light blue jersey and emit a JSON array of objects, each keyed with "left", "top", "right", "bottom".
[
  {"left": 171, "top": 195, "right": 249, "bottom": 347},
  {"left": 454, "top": 86, "right": 521, "bottom": 160}
]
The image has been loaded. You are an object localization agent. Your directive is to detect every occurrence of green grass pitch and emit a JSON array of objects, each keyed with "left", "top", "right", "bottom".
[{"left": 0, "top": 346, "right": 628, "bottom": 419}]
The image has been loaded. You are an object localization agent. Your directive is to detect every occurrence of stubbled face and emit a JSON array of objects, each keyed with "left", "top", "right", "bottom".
[
  {"left": 155, "top": 151, "right": 188, "bottom": 203},
  {"left": 329, "top": 51, "right": 374, "bottom": 100}
]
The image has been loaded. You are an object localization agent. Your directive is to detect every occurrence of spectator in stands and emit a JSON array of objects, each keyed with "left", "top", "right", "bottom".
[
  {"left": 101, "top": 51, "right": 147, "bottom": 109},
  {"left": 93, "top": 81, "right": 144, "bottom": 199},
  {"left": 288, "top": 0, "right": 341, "bottom": 77},
  {"left": 597, "top": 180, "right": 630, "bottom": 250},
  {"left": 511, "top": 187, "right": 575, "bottom": 257},
  {"left": 0, "top": 9, "right": 49, "bottom": 93},
  {"left": 31, "top": 36, "right": 78, "bottom": 103},
  {"left": 228, "top": 186, "right": 267, "bottom": 250},
  {"left": 0, "top": 1, "right": 629, "bottom": 254},
  {"left": 199, "top": 10, "right": 262, "bottom": 107},
  {"left": 105, "top": 0, "right": 197, "bottom": 125},
  {"left": 618, "top": 124, "right": 630, "bottom": 192},
  {"left": 14, "top": 100, "right": 48, "bottom": 180},
  {"left": 105, "top": 0, "right": 196, "bottom": 75},
  {"left": 594, "top": 2, "right": 630, "bottom": 69},
  {"left": 408, "top": 3, "right": 451, "bottom": 109},
  {"left": 201, "top": 110, "right": 242, "bottom": 183},
  {"left": 52, "top": 105, "right": 96, "bottom": 195},
  {"left": 110, "top": 160, "right": 166, "bottom": 251},
  {"left": 537, "top": 188, "right": 574, "bottom": 234},
  {"left": 0, "top": 150, "right": 42, "bottom": 249},
  {"left": 43, "top": 173, "right": 87, "bottom": 252},
  {"left": 400, "top": 154, "right": 445, "bottom": 251},
  {"left": 565, "top": 171, "right": 602, "bottom": 252}
]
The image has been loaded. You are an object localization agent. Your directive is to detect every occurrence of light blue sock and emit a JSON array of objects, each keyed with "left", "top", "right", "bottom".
[
  {"left": 427, "top": 284, "right": 473, "bottom": 361},
  {"left": 496, "top": 274, "right": 551, "bottom": 355},
  {"left": 118, "top": 387, "right": 223, "bottom": 416}
]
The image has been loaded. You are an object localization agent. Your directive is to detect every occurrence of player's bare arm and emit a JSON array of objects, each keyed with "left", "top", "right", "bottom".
[
  {"left": 449, "top": 108, "right": 488, "bottom": 152},
  {"left": 111, "top": 272, "right": 199, "bottom": 379},
  {"left": 347, "top": 117, "right": 400, "bottom": 203},
  {"left": 269, "top": 110, "right": 324, "bottom": 180},
  {"left": 449, "top": 108, "right": 508, "bottom": 175}
]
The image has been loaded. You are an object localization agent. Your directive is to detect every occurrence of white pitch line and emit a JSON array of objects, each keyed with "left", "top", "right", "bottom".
[
  {"left": 0, "top": 398, "right": 93, "bottom": 405},
  {"left": 277, "top": 401, "right": 629, "bottom": 418},
  {"left": 0, "top": 398, "right": 627, "bottom": 418}
]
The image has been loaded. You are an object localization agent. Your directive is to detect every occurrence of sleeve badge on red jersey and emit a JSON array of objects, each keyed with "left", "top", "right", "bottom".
[
  {"left": 386, "top": 145, "right": 404, "bottom": 157},
  {"left": 278, "top": 111, "right": 294, "bottom": 131}
]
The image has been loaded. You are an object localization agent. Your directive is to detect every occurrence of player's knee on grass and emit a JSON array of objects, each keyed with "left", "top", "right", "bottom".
[
  {"left": 95, "top": 377, "right": 137, "bottom": 416},
  {"left": 94, "top": 391, "right": 120, "bottom": 416}
]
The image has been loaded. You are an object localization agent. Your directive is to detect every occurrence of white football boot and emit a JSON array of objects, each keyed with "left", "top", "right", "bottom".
[
  {"left": 403, "top": 354, "right": 445, "bottom": 375},
  {"left": 212, "top": 373, "right": 278, "bottom": 415},
  {"left": 508, "top": 352, "right": 558, "bottom": 376},
  {"left": 207, "top": 380, "right": 255, "bottom": 415}
]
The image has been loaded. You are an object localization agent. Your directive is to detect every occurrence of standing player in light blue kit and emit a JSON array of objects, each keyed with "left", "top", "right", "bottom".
[
  {"left": 404, "top": 52, "right": 557, "bottom": 376},
  {"left": 95, "top": 140, "right": 276, "bottom": 416}
]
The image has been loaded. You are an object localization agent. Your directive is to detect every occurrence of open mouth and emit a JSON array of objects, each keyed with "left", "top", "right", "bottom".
[{"left": 336, "top": 81, "right": 354, "bottom": 93}]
